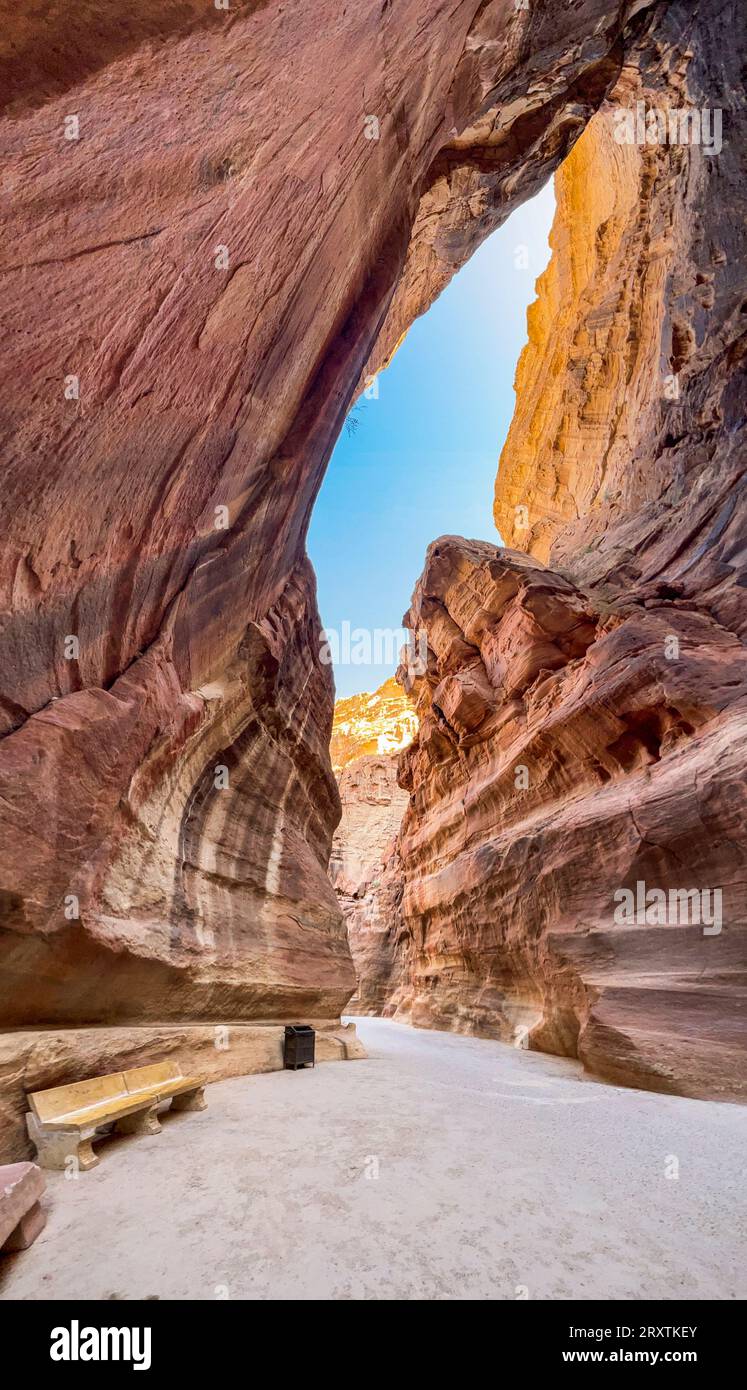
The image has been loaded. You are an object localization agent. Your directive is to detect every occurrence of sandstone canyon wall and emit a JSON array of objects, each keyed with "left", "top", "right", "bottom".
[
  {"left": 1, "top": 0, "right": 679, "bottom": 1155},
  {"left": 331, "top": 755, "right": 410, "bottom": 1015},
  {"left": 330, "top": 677, "right": 418, "bottom": 774},
  {"left": 328, "top": 679, "right": 415, "bottom": 1012},
  {"left": 350, "top": 4, "right": 747, "bottom": 1100}
]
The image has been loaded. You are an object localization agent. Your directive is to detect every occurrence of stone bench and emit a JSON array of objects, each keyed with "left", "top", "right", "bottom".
[
  {"left": 26, "top": 1061, "right": 206, "bottom": 1171},
  {"left": 0, "top": 1162, "right": 47, "bottom": 1252}
]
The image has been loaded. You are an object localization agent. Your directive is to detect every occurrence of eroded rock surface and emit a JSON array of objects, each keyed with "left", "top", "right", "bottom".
[
  {"left": 1, "top": 558, "right": 352, "bottom": 1029},
  {"left": 0, "top": 0, "right": 744, "bottom": 1154},
  {"left": 2, "top": 0, "right": 647, "bottom": 1105},
  {"left": 328, "top": 679, "right": 415, "bottom": 1011},
  {"left": 383, "top": 537, "right": 747, "bottom": 1099},
  {"left": 330, "top": 754, "right": 410, "bottom": 1015}
]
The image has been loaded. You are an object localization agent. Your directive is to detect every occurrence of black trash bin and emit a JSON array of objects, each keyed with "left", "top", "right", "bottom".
[{"left": 284, "top": 1024, "right": 315, "bottom": 1070}]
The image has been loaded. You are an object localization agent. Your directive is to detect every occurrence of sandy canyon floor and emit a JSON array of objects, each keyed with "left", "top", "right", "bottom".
[{"left": 2, "top": 1018, "right": 745, "bottom": 1301}]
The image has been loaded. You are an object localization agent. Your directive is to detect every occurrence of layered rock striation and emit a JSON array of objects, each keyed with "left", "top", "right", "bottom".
[
  {"left": 1, "top": 0, "right": 745, "bottom": 1155},
  {"left": 330, "top": 754, "right": 409, "bottom": 1015},
  {"left": 386, "top": 537, "right": 747, "bottom": 1098}
]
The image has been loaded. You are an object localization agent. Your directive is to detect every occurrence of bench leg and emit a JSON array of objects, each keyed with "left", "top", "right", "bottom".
[
  {"left": 115, "top": 1104, "right": 161, "bottom": 1137},
  {"left": 2, "top": 1199, "right": 47, "bottom": 1252},
  {"left": 26, "top": 1112, "right": 99, "bottom": 1172},
  {"left": 170, "top": 1086, "right": 207, "bottom": 1113},
  {"left": 76, "top": 1137, "right": 99, "bottom": 1170}
]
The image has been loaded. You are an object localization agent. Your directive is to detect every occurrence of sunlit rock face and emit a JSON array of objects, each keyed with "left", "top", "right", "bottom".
[
  {"left": 2, "top": 0, "right": 663, "bottom": 1151},
  {"left": 330, "top": 679, "right": 418, "bottom": 775},
  {"left": 328, "top": 681, "right": 415, "bottom": 1011},
  {"left": 354, "top": 2, "right": 747, "bottom": 1099},
  {"left": 495, "top": 22, "right": 746, "bottom": 628}
]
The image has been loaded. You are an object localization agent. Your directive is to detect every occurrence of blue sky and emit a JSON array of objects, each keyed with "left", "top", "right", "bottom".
[{"left": 308, "top": 181, "right": 555, "bottom": 698}]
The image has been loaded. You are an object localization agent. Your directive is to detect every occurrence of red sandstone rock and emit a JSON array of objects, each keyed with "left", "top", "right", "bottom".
[
  {"left": 369, "top": 520, "right": 747, "bottom": 1098},
  {"left": 0, "top": 0, "right": 745, "bottom": 1155},
  {"left": 330, "top": 754, "right": 410, "bottom": 1016},
  {"left": 2, "top": 0, "right": 654, "bottom": 1155},
  {"left": 0, "top": 1162, "right": 46, "bottom": 1252}
]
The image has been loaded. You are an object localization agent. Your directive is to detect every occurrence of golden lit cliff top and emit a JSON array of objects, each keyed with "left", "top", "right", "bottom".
[{"left": 330, "top": 677, "right": 418, "bottom": 774}]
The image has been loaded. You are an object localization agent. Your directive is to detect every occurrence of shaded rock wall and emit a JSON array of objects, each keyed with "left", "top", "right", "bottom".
[
  {"left": 1, "top": 558, "right": 352, "bottom": 1027},
  {"left": 0, "top": 0, "right": 668, "bottom": 1151},
  {"left": 330, "top": 754, "right": 409, "bottom": 1015},
  {"left": 352, "top": 1, "right": 747, "bottom": 1099}
]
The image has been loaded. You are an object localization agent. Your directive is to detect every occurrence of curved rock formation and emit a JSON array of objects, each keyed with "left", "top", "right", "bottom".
[
  {"left": 1, "top": 0, "right": 745, "bottom": 1155},
  {"left": 1, "top": 2, "right": 649, "bottom": 1036},
  {"left": 1, "top": 558, "right": 351, "bottom": 1026}
]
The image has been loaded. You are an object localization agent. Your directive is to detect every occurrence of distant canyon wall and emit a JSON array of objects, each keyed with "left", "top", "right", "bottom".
[
  {"left": 328, "top": 680, "right": 414, "bottom": 1016},
  {"left": 330, "top": 678, "right": 418, "bottom": 774},
  {"left": 330, "top": 754, "right": 410, "bottom": 1017},
  {"left": 347, "top": 4, "right": 747, "bottom": 1099}
]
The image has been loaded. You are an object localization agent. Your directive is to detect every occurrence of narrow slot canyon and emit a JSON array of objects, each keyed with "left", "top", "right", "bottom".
[
  {"left": 328, "top": 102, "right": 746, "bottom": 1105},
  {"left": 0, "top": 0, "right": 745, "bottom": 1323}
]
